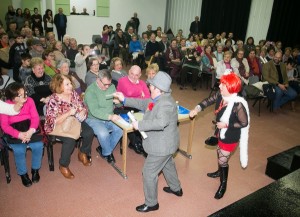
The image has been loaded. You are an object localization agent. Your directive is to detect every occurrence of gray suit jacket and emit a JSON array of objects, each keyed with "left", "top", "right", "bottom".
[{"left": 125, "top": 93, "right": 179, "bottom": 156}]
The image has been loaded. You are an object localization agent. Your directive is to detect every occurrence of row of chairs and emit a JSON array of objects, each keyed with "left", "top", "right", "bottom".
[{"left": 0, "top": 120, "right": 82, "bottom": 184}]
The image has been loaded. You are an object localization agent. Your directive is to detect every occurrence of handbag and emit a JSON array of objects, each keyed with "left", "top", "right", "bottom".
[
  {"left": 4, "top": 119, "right": 43, "bottom": 144},
  {"left": 48, "top": 116, "right": 81, "bottom": 140}
]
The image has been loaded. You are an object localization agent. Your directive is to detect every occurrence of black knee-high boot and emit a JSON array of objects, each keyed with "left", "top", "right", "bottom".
[
  {"left": 214, "top": 166, "right": 229, "bottom": 199},
  {"left": 207, "top": 165, "right": 220, "bottom": 178}
]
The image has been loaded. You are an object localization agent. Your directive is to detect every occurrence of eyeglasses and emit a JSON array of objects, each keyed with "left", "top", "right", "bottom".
[
  {"left": 99, "top": 79, "right": 112, "bottom": 87},
  {"left": 17, "top": 91, "right": 28, "bottom": 98},
  {"left": 92, "top": 63, "right": 100, "bottom": 66}
]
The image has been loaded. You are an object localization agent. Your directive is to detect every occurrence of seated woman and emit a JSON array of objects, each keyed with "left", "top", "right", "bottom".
[
  {"left": 129, "top": 34, "right": 144, "bottom": 68},
  {"left": 180, "top": 46, "right": 202, "bottom": 90},
  {"left": 146, "top": 63, "right": 159, "bottom": 80},
  {"left": 44, "top": 74, "right": 94, "bottom": 179},
  {"left": 57, "top": 58, "right": 86, "bottom": 95},
  {"left": 216, "top": 51, "right": 233, "bottom": 81},
  {"left": 85, "top": 57, "right": 100, "bottom": 87},
  {"left": 231, "top": 48, "right": 250, "bottom": 84},
  {"left": 247, "top": 49, "right": 262, "bottom": 80},
  {"left": 110, "top": 57, "right": 127, "bottom": 86},
  {"left": 0, "top": 82, "right": 43, "bottom": 187},
  {"left": 117, "top": 65, "right": 150, "bottom": 155},
  {"left": 24, "top": 57, "right": 52, "bottom": 115},
  {"left": 201, "top": 45, "right": 217, "bottom": 88},
  {"left": 165, "top": 38, "right": 182, "bottom": 81}
]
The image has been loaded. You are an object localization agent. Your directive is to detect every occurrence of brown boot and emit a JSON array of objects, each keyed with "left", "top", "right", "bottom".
[
  {"left": 59, "top": 166, "right": 75, "bottom": 179},
  {"left": 78, "top": 151, "right": 92, "bottom": 166}
]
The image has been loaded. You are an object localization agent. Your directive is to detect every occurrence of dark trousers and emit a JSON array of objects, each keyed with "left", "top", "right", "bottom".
[
  {"left": 180, "top": 66, "right": 199, "bottom": 87},
  {"left": 57, "top": 121, "right": 94, "bottom": 167},
  {"left": 57, "top": 27, "right": 66, "bottom": 42}
]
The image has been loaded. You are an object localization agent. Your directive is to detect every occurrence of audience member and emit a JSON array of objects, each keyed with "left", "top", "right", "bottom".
[
  {"left": 31, "top": 8, "right": 43, "bottom": 34},
  {"left": 43, "top": 9, "right": 54, "bottom": 33},
  {"left": 54, "top": 8, "right": 67, "bottom": 42},
  {"left": 189, "top": 16, "right": 201, "bottom": 35},
  {"left": 262, "top": 52, "right": 297, "bottom": 112},
  {"left": 0, "top": 82, "right": 43, "bottom": 187},
  {"left": 85, "top": 57, "right": 100, "bottom": 86},
  {"left": 75, "top": 44, "right": 90, "bottom": 81},
  {"left": 84, "top": 69, "right": 123, "bottom": 164},
  {"left": 44, "top": 74, "right": 93, "bottom": 179},
  {"left": 24, "top": 57, "right": 52, "bottom": 115}
]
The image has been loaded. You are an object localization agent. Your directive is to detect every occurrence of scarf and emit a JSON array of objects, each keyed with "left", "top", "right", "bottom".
[
  {"left": 236, "top": 57, "right": 246, "bottom": 78},
  {"left": 220, "top": 94, "right": 250, "bottom": 168}
]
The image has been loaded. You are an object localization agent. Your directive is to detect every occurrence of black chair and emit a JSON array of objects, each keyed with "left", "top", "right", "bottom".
[
  {"left": 0, "top": 135, "right": 11, "bottom": 184},
  {"left": 44, "top": 134, "right": 82, "bottom": 171}
]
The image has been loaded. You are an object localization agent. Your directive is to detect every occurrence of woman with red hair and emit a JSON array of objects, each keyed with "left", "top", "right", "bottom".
[{"left": 189, "top": 72, "right": 250, "bottom": 199}]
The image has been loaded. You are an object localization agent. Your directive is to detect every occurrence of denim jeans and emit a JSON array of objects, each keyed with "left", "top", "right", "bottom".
[
  {"left": 9, "top": 141, "right": 43, "bottom": 175},
  {"left": 86, "top": 117, "right": 122, "bottom": 156},
  {"left": 273, "top": 86, "right": 297, "bottom": 109}
]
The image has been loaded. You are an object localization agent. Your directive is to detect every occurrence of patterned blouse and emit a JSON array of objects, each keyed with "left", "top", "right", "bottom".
[{"left": 44, "top": 90, "right": 87, "bottom": 133}]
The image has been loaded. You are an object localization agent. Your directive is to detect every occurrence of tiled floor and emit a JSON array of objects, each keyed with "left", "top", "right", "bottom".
[{"left": 0, "top": 78, "right": 299, "bottom": 217}]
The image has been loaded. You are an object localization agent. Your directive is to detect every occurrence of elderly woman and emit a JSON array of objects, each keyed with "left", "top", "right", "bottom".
[
  {"left": 109, "top": 57, "right": 127, "bottom": 85},
  {"left": 190, "top": 72, "right": 249, "bottom": 199},
  {"left": 165, "top": 38, "right": 182, "bottom": 81},
  {"left": 75, "top": 44, "right": 90, "bottom": 81},
  {"left": 0, "top": 82, "right": 43, "bottom": 187},
  {"left": 146, "top": 63, "right": 159, "bottom": 80},
  {"left": 85, "top": 57, "right": 100, "bottom": 86},
  {"left": 24, "top": 57, "right": 52, "bottom": 115},
  {"left": 44, "top": 74, "right": 94, "bottom": 179},
  {"left": 57, "top": 58, "right": 86, "bottom": 94},
  {"left": 230, "top": 48, "right": 250, "bottom": 84},
  {"left": 117, "top": 65, "right": 150, "bottom": 155},
  {"left": 202, "top": 45, "right": 217, "bottom": 88}
]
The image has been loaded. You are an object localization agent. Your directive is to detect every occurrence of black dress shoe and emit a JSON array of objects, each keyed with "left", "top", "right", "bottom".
[
  {"left": 31, "top": 169, "right": 40, "bottom": 183},
  {"left": 163, "top": 186, "right": 183, "bottom": 197},
  {"left": 136, "top": 203, "right": 159, "bottom": 212},
  {"left": 103, "top": 154, "right": 116, "bottom": 164},
  {"left": 96, "top": 146, "right": 115, "bottom": 163},
  {"left": 21, "top": 173, "right": 32, "bottom": 187},
  {"left": 128, "top": 142, "right": 143, "bottom": 154}
]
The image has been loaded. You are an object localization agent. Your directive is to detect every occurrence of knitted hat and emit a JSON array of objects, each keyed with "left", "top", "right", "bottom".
[{"left": 147, "top": 71, "right": 172, "bottom": 93}]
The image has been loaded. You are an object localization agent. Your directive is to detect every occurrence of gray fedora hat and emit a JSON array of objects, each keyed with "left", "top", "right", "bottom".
[{"left": 147, "top": 71, "right": 172, "bottom": 93}]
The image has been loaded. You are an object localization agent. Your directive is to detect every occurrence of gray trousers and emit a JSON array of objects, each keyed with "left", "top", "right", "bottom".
[{"left": 143, "top": 154, "right": 181, "bottom": 206}]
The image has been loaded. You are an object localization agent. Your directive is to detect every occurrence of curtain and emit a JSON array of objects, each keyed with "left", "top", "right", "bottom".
[
  {"left": 267, "top": 0, "right": 300, "bottom": 48},
  {"left": 199, "top": 0, "right": 251, "bottom": 42}
]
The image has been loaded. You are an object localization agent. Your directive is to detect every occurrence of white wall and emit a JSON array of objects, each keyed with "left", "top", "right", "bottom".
[
  {"left": 166, "top": 0, "right": 202, "bottom": 38},
  {"left": 11, "top": 0, "right": 167, "bottom": 44},
  {"left": 245, "top": 0, "right": 274, "bottom": 43}
]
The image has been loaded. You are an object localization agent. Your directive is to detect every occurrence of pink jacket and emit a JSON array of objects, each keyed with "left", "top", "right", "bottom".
[{"left": 0, "top": 97, "right": 40, "bottom": 139}]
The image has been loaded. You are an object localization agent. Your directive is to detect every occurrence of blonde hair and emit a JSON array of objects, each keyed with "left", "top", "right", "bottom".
[
  {"left": 146, "top": 63, "right": 159, "bottom": 75},
  {"left": 30, "top": 57, "right": 44, "bottom": 68}
]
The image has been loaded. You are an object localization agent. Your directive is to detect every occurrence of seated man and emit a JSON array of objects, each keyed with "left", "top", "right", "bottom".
[
  {"left": 84, "top": 69, "right": 123, "bottom": 163},
  {"left": 262, "top": 51, "right": 297, "bottom": 112}
]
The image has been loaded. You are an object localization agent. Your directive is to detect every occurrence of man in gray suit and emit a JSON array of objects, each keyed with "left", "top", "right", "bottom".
[{"left": 114, "top": 71, "right": 183, "bottom": 213}]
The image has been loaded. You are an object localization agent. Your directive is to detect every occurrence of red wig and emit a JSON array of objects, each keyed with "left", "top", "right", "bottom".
[{"left": 220, "top": 72, "right": 242, "bottom": 94}]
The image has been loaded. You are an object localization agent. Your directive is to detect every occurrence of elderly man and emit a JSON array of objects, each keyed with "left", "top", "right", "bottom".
[
  {"left": 114, "top": 71, "right": 183, "bottom": 213},
  {"left": 84, "top": 69, "right": 122, "bottom": 163},
  {"left": 262, "top": 51, "right": 297, "bottom": 112}
]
